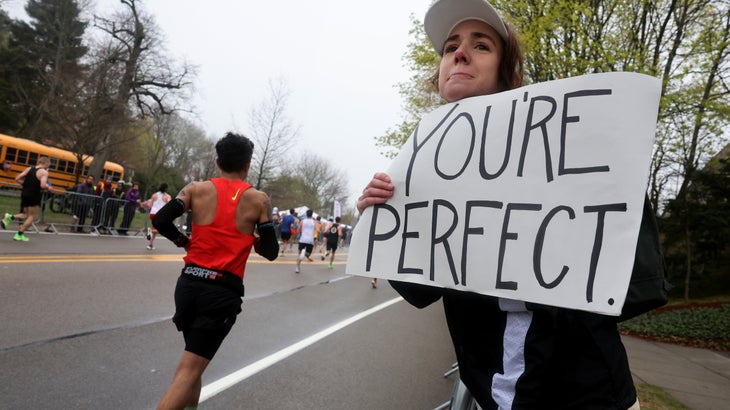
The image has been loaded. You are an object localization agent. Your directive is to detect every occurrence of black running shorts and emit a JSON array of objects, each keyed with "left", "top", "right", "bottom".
[
  {"left": 20, "top": 194, "right": 41, "bottom": 208},
  {"left": 298, "top": 242, "right": 314, "bottom": 255},
  {"left": 172, "top": 275, "right": 242, "bottom": 360}
]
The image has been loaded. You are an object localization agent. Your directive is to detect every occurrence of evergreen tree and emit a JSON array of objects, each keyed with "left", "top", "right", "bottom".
[
  {"left": 0, "top": 8, "right": 17, "bottom": 132},
  {"left": 25, "top": 0, "right": 87, "bottom": 76},
  {"left": 0, "top": 0, "right": 88, "bottom": 137},
  {"left": 24, "top": 0, "right": 88, "bottom": 138},
  {"left": 662, "top": 148, "right": 730, "bottom": 298}
]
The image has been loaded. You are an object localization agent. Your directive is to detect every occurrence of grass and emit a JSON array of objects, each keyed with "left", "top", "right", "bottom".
[{"left": 636, "top": 384, "right": 690, "bottom": 410}]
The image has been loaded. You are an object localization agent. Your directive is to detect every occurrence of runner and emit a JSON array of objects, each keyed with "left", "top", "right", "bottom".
[
  {"left": 153, "top": 132, "right": 278, "bottom": 410},
  {"left": 2, "top": 156, "right": 51, "bottom": 241},
  {"left": 323, "top": 216, "right": 342, "bottom": 270}
]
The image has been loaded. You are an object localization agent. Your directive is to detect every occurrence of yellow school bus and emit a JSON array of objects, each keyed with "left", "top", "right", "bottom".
[{"left": 0, "top": 133, "right": 124, "bottom": 190}]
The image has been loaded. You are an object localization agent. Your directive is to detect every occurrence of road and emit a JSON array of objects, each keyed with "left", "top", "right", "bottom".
[{"left": 0, "top": 231, "right": 456, "bottom": 409}]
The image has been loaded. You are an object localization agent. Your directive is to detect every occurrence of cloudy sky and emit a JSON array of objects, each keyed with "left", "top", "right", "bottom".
[{"left": 6, "top": 0, "right": 433, "bottom": 210}]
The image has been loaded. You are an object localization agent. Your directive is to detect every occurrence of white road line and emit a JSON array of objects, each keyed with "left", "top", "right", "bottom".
[{"left": 199, "top": 296, "right": 403, "bottom": 403}]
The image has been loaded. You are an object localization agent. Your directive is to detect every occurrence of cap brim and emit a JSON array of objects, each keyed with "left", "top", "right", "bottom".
[{"left": 425, "top": 0, "right": 508, "bottom": 56}]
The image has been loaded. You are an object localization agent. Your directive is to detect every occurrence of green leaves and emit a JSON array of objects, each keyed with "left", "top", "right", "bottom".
[{"left": 619, "top": 303, "right": 730, "bottom": 351}]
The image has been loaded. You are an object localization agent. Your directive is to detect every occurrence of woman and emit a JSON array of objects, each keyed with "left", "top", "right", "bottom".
[{"left": 357, "top": 0, "right": 639, "bottom": 409}]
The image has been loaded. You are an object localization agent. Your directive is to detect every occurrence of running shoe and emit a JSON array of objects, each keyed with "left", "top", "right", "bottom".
[
  {"left": 13, "top": 233, "right": 29, "bottom": 242},
  {"left": 146, "top": 244, "right": 155, "bottom": 250},
  {"left": 321, "top": 255, "right": 325, "bottom": 261},
  {"left": 307, "top": 256, "right": 313, "bottom": 262},
  {"left": 1, "top": 213, "right": 12, "bottom": 229},
  {"left": 295, "top": 266, "right": 300, "bottom": 274},
  {"left": 371, "top": 279, "right": 378, "bottom": 288},
  {"left": 328, "top": 263, "right": 333, "bottom": 269}
]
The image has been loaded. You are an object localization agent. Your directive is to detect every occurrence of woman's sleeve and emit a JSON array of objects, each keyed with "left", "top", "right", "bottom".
[{"left": 388, "top": 280, "right": 443, "bottom": 308}]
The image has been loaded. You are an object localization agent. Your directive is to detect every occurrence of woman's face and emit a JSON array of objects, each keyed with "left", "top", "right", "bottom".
[{"left": 438, "top": 19, "right": 504, "bottom": 102}]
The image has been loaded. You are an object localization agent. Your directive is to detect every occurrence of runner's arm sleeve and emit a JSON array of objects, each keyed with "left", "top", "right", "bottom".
[
  {"left": 151, "top": 198, "right": 190, "bottom": 249},
  {"left": 254, "top": 221, "right": 279, "bottom": 261}
]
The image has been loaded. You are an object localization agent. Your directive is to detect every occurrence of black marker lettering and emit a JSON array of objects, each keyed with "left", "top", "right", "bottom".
[
  {"left": 398, "top": 201, "right": 429, "bottom": 275},
  {"left": 583, "top": 203, "right": 627, "bottom": 302},
  {"left": 431, "top": 199, "right": 459, "bottom": 283},
  {"left": 462, "top": 200, "right": 503, "bottom": 285},
  {"left": 366, "top": 204, "right": 400, "bottom": 271},
  {"left": 405, "top": 105, "right": 460, "bottom": 196},
  {"left": 559, "top": 89, "right": 612, "bottom": 176},
  {"left": 497, "top": 202, "right": 542, "bottom": 290},
  {"left": 534, "top": 205, "right": 575, "bottom": 289},
  {"left": 518, "top": 96, "right": 557, "bottom": 182}
]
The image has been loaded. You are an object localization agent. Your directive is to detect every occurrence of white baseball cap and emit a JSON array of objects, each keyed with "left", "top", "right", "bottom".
[{"left": 425, "top": 0, "right": 508, "bottom": 56}]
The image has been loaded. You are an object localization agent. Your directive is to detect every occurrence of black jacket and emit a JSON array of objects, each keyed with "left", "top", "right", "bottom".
[{"left": 389, "top": 280, "right": 636, "bottom": 409}]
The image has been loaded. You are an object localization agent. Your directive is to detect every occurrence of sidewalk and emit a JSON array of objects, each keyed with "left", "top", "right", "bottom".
[{"left": 623, "top": 335, "right": 730, "bottom": 410}]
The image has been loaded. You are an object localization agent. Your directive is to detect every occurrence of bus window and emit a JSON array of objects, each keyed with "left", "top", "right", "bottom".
[
  {"left": 29, "top": 152, "right": 38, "bottom": 165},
  {"left": 49, "top": 157, "right": 58, "bottom": 170},
  {"left": 17, "top": 150, "right": 28, "bottom": 165},
  {"left": 58, "top": 159, "right": 66, "bottom": 172},
  {"left": 67, "top": 162, "right": 76, "bottom": 174},
  {"left": 6, "top": 147, "right": 16, "bottom": 162}
]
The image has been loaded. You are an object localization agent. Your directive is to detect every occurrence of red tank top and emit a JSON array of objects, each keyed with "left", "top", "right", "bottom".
[{"left": 184, "top": 178, "right": 255, "bottom": 279}]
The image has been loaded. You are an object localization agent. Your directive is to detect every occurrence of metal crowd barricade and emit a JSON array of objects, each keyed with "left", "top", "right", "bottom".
[
  {"left": 0, "top": 182, "right": 148, "bottom": 236},
  {"left": 42, "top": 189, "right": 148, "bottom": 236}
]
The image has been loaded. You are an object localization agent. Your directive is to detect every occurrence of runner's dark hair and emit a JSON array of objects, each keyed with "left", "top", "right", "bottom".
[{"left": 216, "top": 132, "right": 254, "bottom": 173}]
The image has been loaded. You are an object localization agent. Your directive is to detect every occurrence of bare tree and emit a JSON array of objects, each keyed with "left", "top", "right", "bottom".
[
  {"left": 86, "top": 0, "right": 195, "bottom": 178},
  {"left": 287, "top": 153, "right": 349, "bottom": 215},
  {"left": 247, "top": 77, "right": 299, "bottom": 190},
  {"left": 41, "top": 41, "right": 132, "bottom": 182},
  {"left": 154, "top": 112, "right": 208, "bottom": 182},
  {"left": 189, "top": 136, "right": 217, "bottom": 181}
]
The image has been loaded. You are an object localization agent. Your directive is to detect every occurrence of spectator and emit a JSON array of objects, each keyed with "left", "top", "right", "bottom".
[
  {"left": 73, "top": 175, "right": 96, "bottom": 233},
  {"left": 104, "top": 178, "right": 123, "bottom": 232},
  {"left": 356, "top": 1, "right": 639, "bottom": 409},
  {"left": 118, "top": 182, "right": 140, "bottom": 236},
  {"left": 91, "top": 176, "right": 113, "bottom": 230}
]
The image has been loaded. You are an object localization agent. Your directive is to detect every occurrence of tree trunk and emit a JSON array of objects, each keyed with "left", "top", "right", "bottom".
[{"left": 683, "top": 215, "right": 691, "bottom": 303}]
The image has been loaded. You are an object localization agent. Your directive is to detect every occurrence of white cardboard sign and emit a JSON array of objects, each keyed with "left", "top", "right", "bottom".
[{"left": 346, "top": 72, "right": 661, "bottom": 315}]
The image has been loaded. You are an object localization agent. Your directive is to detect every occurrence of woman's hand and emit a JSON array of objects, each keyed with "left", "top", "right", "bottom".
[{"left": 357, "top": 172, "right": 394, "bottom": 214}]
